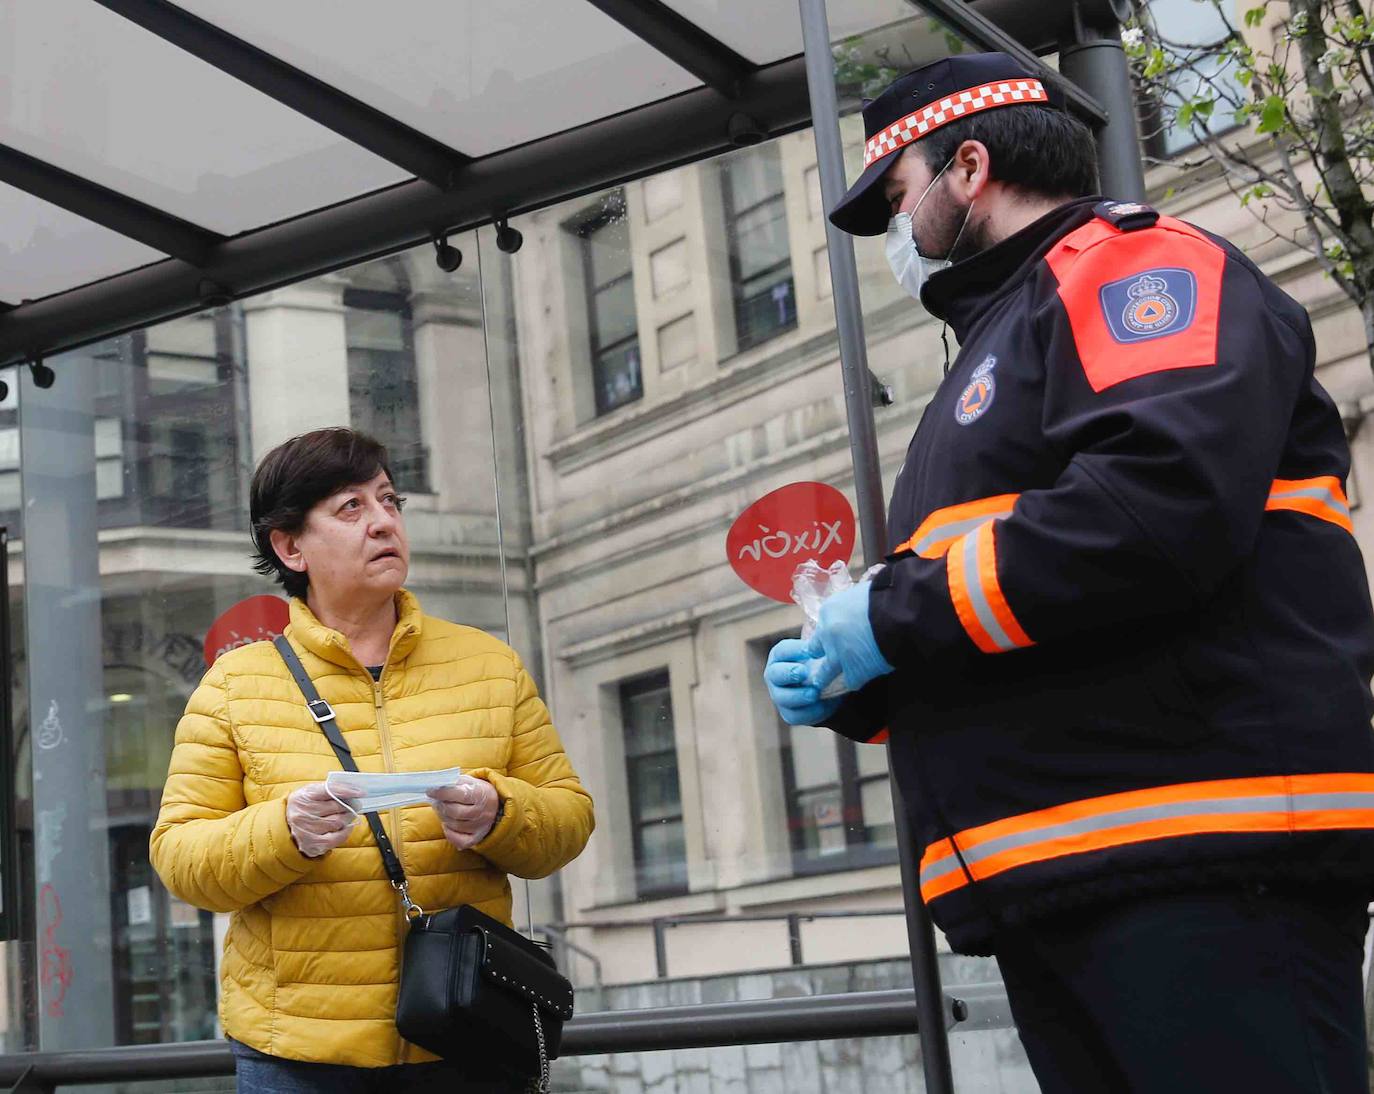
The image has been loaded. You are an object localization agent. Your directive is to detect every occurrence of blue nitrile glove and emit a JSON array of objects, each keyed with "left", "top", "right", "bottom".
[
  {"left": 764, "top": 639, "right": 841, "bottom": 726},
  {"left": 809, "top": 581, "right": 894, "bottom": 694}
]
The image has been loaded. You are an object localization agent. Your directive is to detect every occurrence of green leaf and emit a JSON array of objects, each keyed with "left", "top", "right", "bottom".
[
  {"left": 1245, "top": 6, "right": 1267, "bottom": 28},
  {"left": 1144, "top": 47, "right": 1168, "bottom": 79},
  {"left": 1256, "top": 95, "right": 1287, "bottom": 133},
  {"left": 1178, "top": 101, "right": 1196, "bottom": 127},
  {"left": 1194, "top": 99, "right": 1216, "bottom": 121}
]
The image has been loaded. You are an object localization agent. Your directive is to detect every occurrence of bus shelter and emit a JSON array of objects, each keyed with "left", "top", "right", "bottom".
[{"left": 0, "top": 1, "right": 1138, "bottom": 1090}]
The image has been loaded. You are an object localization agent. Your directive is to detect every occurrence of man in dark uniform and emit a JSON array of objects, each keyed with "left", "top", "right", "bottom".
[{"left": 765, "top": 52, "right": 1374, "bottom": 1092}]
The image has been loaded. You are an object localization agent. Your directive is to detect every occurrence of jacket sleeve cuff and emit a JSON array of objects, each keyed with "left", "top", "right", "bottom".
[
  {"left": 263, "top": 796, "right": 318, "bottom": 879},
  {"left": 465, "top": 769, "right": 525, "bottom": 861}
]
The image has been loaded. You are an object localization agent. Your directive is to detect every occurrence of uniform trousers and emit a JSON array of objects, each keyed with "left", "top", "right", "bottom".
[{"left": 994, "top": 884, "right": 1370, "bottom": 1094}]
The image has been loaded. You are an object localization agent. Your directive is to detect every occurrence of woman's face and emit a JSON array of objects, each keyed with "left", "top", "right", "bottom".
[{"left": 279, "top": 472, "right": 410, "bottom": 603}]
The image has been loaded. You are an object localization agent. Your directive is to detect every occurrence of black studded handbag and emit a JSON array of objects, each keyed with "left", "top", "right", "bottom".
[{"left": 273, "top": 637, "right": 574, "bottom": 1091}]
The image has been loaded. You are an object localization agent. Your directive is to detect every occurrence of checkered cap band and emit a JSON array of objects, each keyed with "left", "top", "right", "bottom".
[{"left": 862, "top": 79, "right": 1049, "bottom": 168}]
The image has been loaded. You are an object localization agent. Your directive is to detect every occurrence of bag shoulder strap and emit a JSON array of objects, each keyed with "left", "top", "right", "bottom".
[{"left": 272, "top": 636, "right": 409, "bottom": 893}]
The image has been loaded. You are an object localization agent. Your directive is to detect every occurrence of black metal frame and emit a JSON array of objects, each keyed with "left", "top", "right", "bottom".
[
  {"left": 583, "top": 0, "right": 755, "bottom": 97},
  {"left": 920, "top": 0, "right": 1110, "bottom": 124},
  {"left": 0, "top": 2, "right": 1117, "bottom": 372},
  {"left": 90, "top": 0, "right": 469, "bottom": 191},
  {"left": 0, "top": 55, "right": 814, "bottom": 370},
  {"left": 0, "top": 986, "right": 1015, "bottom": 1090},
  {"left": 0, "top": 145, "right": 224, "bottom": 268}
]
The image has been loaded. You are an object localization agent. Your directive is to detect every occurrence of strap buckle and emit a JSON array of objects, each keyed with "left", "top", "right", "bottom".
[
  {"left": 306, "top": 698, "right": 335, "bottom": 724},
  {"left": 393, "top": 879, "right": 425, "bottom": 921}
]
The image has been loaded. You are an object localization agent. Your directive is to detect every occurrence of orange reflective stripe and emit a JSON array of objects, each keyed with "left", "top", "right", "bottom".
[
  {"left": 946, "top": 528, "right": 997, "bottom": 653},
  {"left": 1266, "top": 476, "right": 1353, "bottom": 534},
  {"left": 892, "top": 493, "right": 1019, "bottom": 558},
  {"left": 866, "top": 728, "right": 890, "bottom": 745},
  {"left": 947, "top": 521, "right": 1033, "bottom": 654},
  {"left": 974, "top": 521, "right": 1033, "bottom": 650},
  {"left": 918, "top": 773, "right": 1374, "bottom": 904}
]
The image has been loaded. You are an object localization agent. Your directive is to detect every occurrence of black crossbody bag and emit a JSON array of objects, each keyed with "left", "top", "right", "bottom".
[{"left": 273, "top": 637, "right": 573, "bottom": 1091}]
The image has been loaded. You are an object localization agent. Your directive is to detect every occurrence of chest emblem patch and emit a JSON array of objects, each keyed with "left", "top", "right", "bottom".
[
  {"left": 955, "top": 354, "right": 997, "bottom": 425},
  {"left": 1099, "top": 267, "right": 1197, "bottom": 344}
]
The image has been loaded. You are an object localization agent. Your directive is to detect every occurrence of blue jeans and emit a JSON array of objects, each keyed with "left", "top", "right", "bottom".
[{"left": 229, "top": 1039, "right": 524, "bottom": 1093}]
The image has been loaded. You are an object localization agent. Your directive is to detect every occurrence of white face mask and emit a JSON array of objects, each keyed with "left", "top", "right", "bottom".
[{"left": 884, "top": 157, "right": 973, "bottom": 301}]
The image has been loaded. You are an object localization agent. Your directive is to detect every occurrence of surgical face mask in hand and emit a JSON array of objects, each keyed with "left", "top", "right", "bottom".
[{"left": 325, "top": 767, "right": 465, "bottom": 815}]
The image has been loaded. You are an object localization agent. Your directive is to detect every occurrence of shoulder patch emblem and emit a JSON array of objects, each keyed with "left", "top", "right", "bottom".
[
  {"left": 955, "top": 354, "right": 997, "bottom": 425},
  {"left": 1099, "top": 268, "right": 1197, "bottom": 344}
]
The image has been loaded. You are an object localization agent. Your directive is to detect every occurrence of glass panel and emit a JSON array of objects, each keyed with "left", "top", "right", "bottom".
[
  {"left": 660, "top": 0, "right": 918, "bottom": 64},
  {"left": 585, "top": 213, "right": 632, "bottom": 289},
  {"left": 1144, "top": 0, "right": 1244, "bottom": 155},
  {"left": 593, "top": 341, "right": 642, "bottom": 415},
  {"left": 796, "top": 785, "right": 848, "bottom": 856},
  {"left": 0, "top": 0, "right": 406, "bottom": 236},
  {"left": 172, "top": 0, "right": 700, "bottom": 157},
  {"left": 0, "top": 183, "right": 163, "bottom": 303},
  {"left": 735, "top": 201, "right": 792, "bottom": 280},
  {"left": 475, "top": 117, "right": 924, "bottom": 1004},
  {"left": 860, "top": 776, "right": 897, "bottom": 845},
  {"left": 592, "top": 278, "right": 639, "bottom": 351},
  {"left": 344, "top": 285, "right": 429, "bottom": 493},
  {"left": 789, "top": 725, "right": 841, "bottom": 790},
  {"left": 3, "top": 229, "right": 504, "bottom": 1050}
]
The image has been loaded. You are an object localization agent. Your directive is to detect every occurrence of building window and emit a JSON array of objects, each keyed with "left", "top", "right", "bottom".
[
  {"left": 621, "top": 672, "right": 688, "bottom": 898},
  {"left": 780, "top": 723, "right": 896, "bottom": 873},
  {"left": 577, "top": 192, "right": 642, "bottom": 416},
  {"left": 721, "top": 146, "right": 797, "bottom": 351},
  {"left": 344, "top": 285, "right": 430, "bottom": 493},
  {"left": 1141, "top": 0, "right": 1242, "bottom": 157}
]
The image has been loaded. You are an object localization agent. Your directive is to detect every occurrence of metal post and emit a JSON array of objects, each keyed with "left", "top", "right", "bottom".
[
  {"left": 0, "top": 529, "right": 16, "bottom": 945},
  {"left": 1059, "top": 22, "right": 1147, "bottom": 202},
  {"left": 797, "top": 2, "right": 956, "bottom": 1092}
]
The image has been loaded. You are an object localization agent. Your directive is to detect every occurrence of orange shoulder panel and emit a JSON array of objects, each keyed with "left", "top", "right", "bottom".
[{"left": 1043, "top": 216, "right": 1226, "bottom": 393}]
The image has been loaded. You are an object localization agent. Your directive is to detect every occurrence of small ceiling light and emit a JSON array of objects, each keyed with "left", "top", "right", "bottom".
[{"left": 109, "top": 693, "right": 134, "bottom": 704}]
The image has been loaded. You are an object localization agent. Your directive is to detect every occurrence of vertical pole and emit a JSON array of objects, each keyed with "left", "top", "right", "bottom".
[
  {"left": 19, "top": 349, "right": 116, "bottom": 1050},
  {"left": 796, "top": 2, "right": 956, "bottom": 1091},
  {"left": 1059, "top": 23, "right": 1147, "bottom": 202},
  {"left": 0, "top": 528, "right": 15, "bottom": 945}
]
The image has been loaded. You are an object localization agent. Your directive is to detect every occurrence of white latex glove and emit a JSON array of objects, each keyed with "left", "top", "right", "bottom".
[
  {"left": 427, "top": 776, "right": 501, "bottom": 851},
  {"left": 286, "top": 782, "right": 361, "bottom": 858}
]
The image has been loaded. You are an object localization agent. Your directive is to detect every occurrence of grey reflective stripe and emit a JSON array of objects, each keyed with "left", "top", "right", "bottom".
[
  {"left": 959, "top": 528, "right": 1018, "bottom": 652},
  {"left": 912, "top": 509, "right": 1012, "bottom": 556},
  {"left": 919, "top": 790, "right": 1374, "bottom": 889},
  {"left": 1269, "top": 483, "right": 1350, "bottom": 517}
]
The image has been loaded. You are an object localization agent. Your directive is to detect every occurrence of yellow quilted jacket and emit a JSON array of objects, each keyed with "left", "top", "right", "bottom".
[{"left": 150, "top": 590, "right": 594, "bottom": 1067}]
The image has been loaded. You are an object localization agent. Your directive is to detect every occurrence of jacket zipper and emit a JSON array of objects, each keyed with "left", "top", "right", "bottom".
[{"left": 372, "top": 674, "right": 410, "bottom": 1065}]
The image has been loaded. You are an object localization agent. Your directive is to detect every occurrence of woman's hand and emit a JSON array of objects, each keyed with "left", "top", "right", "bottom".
[
  {"left": 286, "top": 782, "right": 359, "bottom": 858},
  {"left": 428, "top": 777, "right": 500, "bottom": 851}
]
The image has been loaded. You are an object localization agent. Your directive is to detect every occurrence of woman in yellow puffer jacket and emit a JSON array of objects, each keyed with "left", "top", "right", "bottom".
[{"left": 151, "top": 427, "right": 594, "bottom": 1093}]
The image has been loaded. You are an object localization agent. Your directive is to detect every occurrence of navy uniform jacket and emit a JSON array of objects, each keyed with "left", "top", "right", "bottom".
[{"left": 827, "top": 196, "right": 1374, "bottom": 955}]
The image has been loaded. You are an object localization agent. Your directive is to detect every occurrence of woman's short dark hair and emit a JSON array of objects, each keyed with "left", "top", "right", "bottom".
[
  {"left": 250, "top": 427, "right": 392, "bottom": 599},
  {"left": 916, "top": 105, "right": 1099, "bottom": 201}
]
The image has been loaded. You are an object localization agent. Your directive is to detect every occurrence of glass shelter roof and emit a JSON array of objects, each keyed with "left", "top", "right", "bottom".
[{"left": 0, "top": 0, "right": 1104, "bottom": 369}]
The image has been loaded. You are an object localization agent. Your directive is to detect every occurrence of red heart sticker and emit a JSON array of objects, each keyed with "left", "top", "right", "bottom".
[
  {"left": 727, "top": 482, "right": 856, "bottom": 603},
  {"left": 203, "top": 595, "right": 291, "bottom": 668}
]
